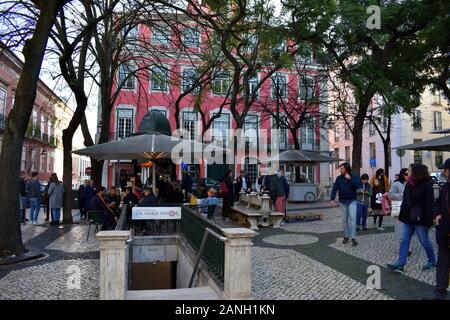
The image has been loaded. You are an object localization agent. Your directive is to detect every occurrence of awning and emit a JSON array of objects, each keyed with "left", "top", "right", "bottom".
[
  {"left": 395, "top": 135, "right": 450, "bottom": 152},
  {"left": 264, "top": 149, "right": 341, "bottom": 164}
]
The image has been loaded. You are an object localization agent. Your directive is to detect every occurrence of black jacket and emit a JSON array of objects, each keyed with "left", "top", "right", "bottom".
[
  {"left": 434, "top": 181, "right": 450, "bottom": 246},
  {"left": 399, "top": 181, "right": 434, "bottom": 228},
  {"left": 235, "top": 175, "right": 250, "bottom": 192},
  {"left": 19, "top": 178, "right": 27, "bottom": 197}
]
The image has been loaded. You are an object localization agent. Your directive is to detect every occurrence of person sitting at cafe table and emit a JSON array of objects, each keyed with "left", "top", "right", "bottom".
[
  {"left": 105, "top": 186, "right": 121, "bottom": 217},
  {"left": 88, "top": 186, "right": 117, "bottom": 230},
  {"left": 200, "top": 188, "right": 219, "bottom": 215},
  {"left": 122, "top": 186, "right": 139, "bottom": 205},
  {"left": 140, "top": 188, "right": 158, "bottom": 205}
]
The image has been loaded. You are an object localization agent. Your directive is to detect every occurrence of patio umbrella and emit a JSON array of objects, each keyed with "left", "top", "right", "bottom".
[
  {"left": 265, "top": 149, "right": 341, "bottom": 164},
  {"left": 395, "top": 135, "right": 450, "bottom": 152},
  {"left": 73, "top": 132, "right": 227, "bottom": 189}
]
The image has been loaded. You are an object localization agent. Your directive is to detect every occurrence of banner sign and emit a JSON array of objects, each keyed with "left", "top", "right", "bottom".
[{"left": 132, "top": 206, "right": 182, "bottom": 220}]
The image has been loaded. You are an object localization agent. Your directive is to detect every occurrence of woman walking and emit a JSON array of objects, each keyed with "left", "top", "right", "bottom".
[
  {"left": 387, "top": 164, "right": 436, "bottom": 273},
  {"left": 390, "top": 168, "right": 412, "bottom": 255},
  {"left": 48, "top": 173, "right": 65, "bottom": 226}
]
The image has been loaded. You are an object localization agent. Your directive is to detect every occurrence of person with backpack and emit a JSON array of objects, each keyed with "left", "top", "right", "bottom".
[
  {"left": 387, "top": 164, "right": 436, "bottom": 273},
  {"left": 220, "top": 170, "right": 234, "bottom": 221}
]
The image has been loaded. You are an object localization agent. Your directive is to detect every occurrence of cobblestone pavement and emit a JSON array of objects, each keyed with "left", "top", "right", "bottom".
[
  {"left": 0, "top": 206, "right": 445, "bottom": 300},
  {"left": 0, "top": 209, "right": 99, "bottom": 300}
]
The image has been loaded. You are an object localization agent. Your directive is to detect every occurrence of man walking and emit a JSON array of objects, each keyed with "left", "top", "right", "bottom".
[
  {"left": 19, "top": 171, "right": 28, "bottom": 223},
  {"left": 433, "top": 158, "right": 450, "bottom": 300},
  {"left": 331, "top": 163, "right": 360, "bottom": 246},
  {"left": 26, "top": 171, "right": 41, "bottom": 225}
]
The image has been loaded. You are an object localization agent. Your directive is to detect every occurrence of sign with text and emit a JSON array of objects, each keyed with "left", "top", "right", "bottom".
[{"left": 132, "top": 206, "right": 182, "bottom": 220}]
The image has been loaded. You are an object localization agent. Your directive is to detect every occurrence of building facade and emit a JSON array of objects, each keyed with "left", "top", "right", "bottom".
[
  {"left": 330, "top": 89, "right": 450, "bottom": 183},
  {"left": 104, "top": 19, "right": 331, "bottom": 188},
  {"left": 0, "top": 45, "right": 89, "bottom": 186}
]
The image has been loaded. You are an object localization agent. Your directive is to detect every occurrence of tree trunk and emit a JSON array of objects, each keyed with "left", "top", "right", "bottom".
[
  {"left": 62, "top": 130, "right": 74, "bottom": 224},
  {"left": 0, "top": 1, "right": 66, "bottom": 257},
  {"left": 352, "top": 112, "right": 365, "bottom": 175},
  {"left": 90, "top": 158, "right": 104, "bottom": 187},
  {"left": 291, "top": 129, "right": 301, "bottom": 183}
]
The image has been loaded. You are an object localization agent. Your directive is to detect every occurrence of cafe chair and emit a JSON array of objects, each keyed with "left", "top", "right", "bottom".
[{"left": 86, "top": 211, "right": 105, "bottom": 241}]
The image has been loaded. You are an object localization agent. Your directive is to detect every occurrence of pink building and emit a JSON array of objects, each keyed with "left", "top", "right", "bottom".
[
  {"left": 0, "top": 45, "right": 62, "bottom": 183},
  {"left": 105, "top": 18, "right": 329, "bottom": 188}
]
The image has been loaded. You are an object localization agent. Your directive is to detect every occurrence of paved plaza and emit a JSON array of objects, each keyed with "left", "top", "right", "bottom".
[{"left": 0, "top": 206, "right": 445, "bottom": 300}]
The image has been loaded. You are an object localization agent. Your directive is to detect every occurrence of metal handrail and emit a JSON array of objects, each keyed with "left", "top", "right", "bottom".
[{"left": 188, "top": 227, "right": 227, "bottom": 288}]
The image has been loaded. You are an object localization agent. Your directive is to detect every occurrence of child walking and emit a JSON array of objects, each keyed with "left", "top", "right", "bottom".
[{"left": 356, "top": 174, "right": 372, "bottom": 230}]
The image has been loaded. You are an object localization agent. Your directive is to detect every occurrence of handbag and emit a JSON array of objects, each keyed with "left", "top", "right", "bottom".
[
  {"left": 391, "top": 200, "right": 402, "bottom": 217},
  {"left": 409, "top": 206, "right": 423, "bottom": 223}
]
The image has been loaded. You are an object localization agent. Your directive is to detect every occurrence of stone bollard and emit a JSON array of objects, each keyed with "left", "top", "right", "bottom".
[
  {"left": 222, "top": 228, "right": 256, "bottom": 299},
  {"left": 247, "top": 192, "right": 256, "bottom": 208},
  {"left": 259, "top": 194, "right": 271, "bottom": 227},
  {"left": 239, "top": 191, "right": 246, "bottom": 205},
  {"left": 97, "top": 231, "right": 131, "bottom": 300}
]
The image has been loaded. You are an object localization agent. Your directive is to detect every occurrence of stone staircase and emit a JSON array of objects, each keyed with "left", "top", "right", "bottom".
[{"left": 125, "top": 286, "right": 220, "bottom": 300}]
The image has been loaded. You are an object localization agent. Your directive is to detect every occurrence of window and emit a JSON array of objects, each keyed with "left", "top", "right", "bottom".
[
  {"left": 334, "top": 125, "right": 339, "bottom": 142},
  {"left": 433, "top": 111, "right": 442, "bottom": 131},
  {"left": 182, "top": 68, "right": 199, "bottom": 93},
  {"left": 271, "top": 115, "right": 287, "bottom": 151},
  {"left": 271, "top": 74, "right": 287, "bottom": 99},
  {"left": 212, "top": 113, "right": 230, "bottom": 147},
  {"left": 436, "top": 151, "right": 443, "bottom": 168},
  {"left": 116, "top": 109, "right": 134, "bottom": 139},
  {"left": 48, "top": 151, "right": 53, "bottom": 172},
  {"left": 121, "top": 25, "right": 138, "bottom": 41},
  {"left": 182, "top": 26, "right": 200, "bottom": 48},
  {"left": 182, "top": 111, "right": 198, "bottom": 141},
  {"left": 151, "top": 26, "right": 170, "bottom": 45},
  {"left": 48, "top": 120, "right": 52, "bottom": 140},
  {"left": 413, "top": 139, "right": 422, "bottom": 164},
  {"left": 32, "top": 110, "right": 38, "bottom": 137},
  {"left": 0, "top": 88, "right": 5, "bottom": 126},
  {"left": 299, "top": 77, "right": 314, "bottom": 101},
  {"left": 369, "top": 142, "right": 376, "bottom": 166},
  {"left": 118, "top": 63, "right": 135, "bottom": 90},
  {"left": 369, "top": 122, "right": 375, "bottom": 136},
  {"left": 247, "top": 74, "right": 258, "bottom": 97},
  {"left": 300, "top": 119, "right": 314, "bottom": 148},
  {"left": 344, "top": 126, "right": 350, "bottom": 140},
  {"left": 432, "top": 92, "right": 442, "bottom": 105},
  {"left": 296, "top": 52, "right": 312, "bottom": 65},
  {"left": 40, "top": 150, "right": 45, "bottom": 172},
  {"left": 334, "top": 148, "right": 340, "bottom": 168},
  {"left": 345, "top": 146, "right": 350, "bottom": 163},
  {"left": 21, "top": 146, "right": 27, "bottom": 171},
  {"left": 40, "top": 114, "right": 45, "bottom": 139},
  {"left": 244, "top": 157, "right": 258, "bottom": 189},
  {"left": 244, "top": 115, "right": 258, "bottom": 145},
  {"left": 150, "top": 66, "right": 168, "bottom": 92},
  {"left": 412, "top": 110, "right": 422, "bottom": 131},
  {"left": 31, "top": 148, "right": 36, "bottom": 171},
  {"left": 212, "top": 72, "right": 230, "bottom": 95}
]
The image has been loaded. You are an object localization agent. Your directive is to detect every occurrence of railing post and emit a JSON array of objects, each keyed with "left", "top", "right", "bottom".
[
  {"left": 97, "top": 231, "right": 130, "bottom": 300},
  {"left": 222, "top": 228, "right": 256, "bottom": 299}
]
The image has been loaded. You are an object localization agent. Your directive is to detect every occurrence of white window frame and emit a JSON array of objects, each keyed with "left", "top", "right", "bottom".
[
  {"left": 0, "top": 87, "right": 6, "bottom": 126},
  {"left": 151, "top": 25, "right": 170, "bottom": 45},
  {"left": 115, "top": 106, "right": 136, "bottom": 140},
  {"left": 271, "top": 73, "right": 288, "bottom": 100},
  {"left": 182, "top": 110, "right": 199, "bottom": 141},
  {"left": 211, "top": 71, "right": 231, "bottom": 96},
  {"left": 299, "top": 76, "right": 315, "bottom": 101},
  {"left": 433, "top": 111, "right": 442, "bottom": 131},
  {"left": 148, "top": 106, "right": 169, "bottom": 120},
  {"left": 150, "top": 66, "right": 169, "bottom": 92},
  {"left": 211, "top": 111, "right": 231, "bottom": 147},
  {"left": 182, "top": 67, "right": 200, "bottom": 93},
  {"left": 118, "top": 63, "right": 136, "bottom": 91},
  {"left": 247, "top": 73, "right": 259, "bottom": 97},
  {"left": 271, "top": 114, "right": 287, "bottom": 150},
  {"left": 182, "top": 25, "right": 201, "bottom": 48}
]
